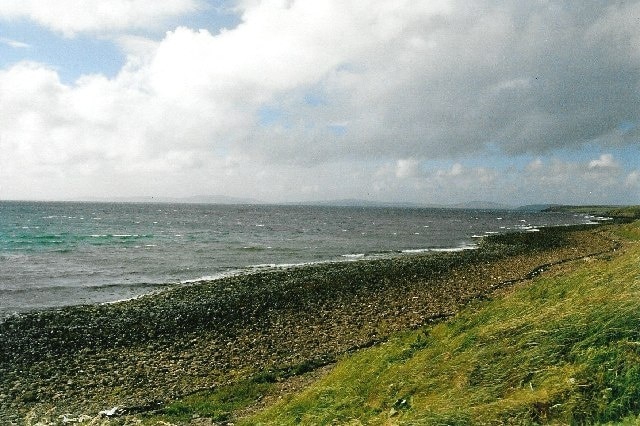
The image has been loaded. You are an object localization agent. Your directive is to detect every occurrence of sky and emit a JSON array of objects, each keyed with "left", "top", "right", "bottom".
[{"left": 0, "top": 0, "right": 639, "bottom": 206}]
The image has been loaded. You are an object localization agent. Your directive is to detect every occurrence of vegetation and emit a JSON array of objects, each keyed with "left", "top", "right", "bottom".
[
  {"left": 241, "top": 221, "right": 640, "bottom": 425},
  {"left": 11, "top": 213, "right": 640, "bottom": 425},
  {"left": 135, "top": 221, "right": 640, "bottom": 425},
  {"left": 153, "top": 379, "right": 275, "bottom": 423}
]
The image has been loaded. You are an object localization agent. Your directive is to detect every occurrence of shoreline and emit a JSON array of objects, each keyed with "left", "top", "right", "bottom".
[
  {"left": 0, "top": 221, "right": 588, "bottom": 319},
  {"left": 0, "top": 205, "right": 593, "bottom": 317},
  {"left": 0, "top": 240, "right": 482, "bottom": 321},
  {"left": 0, "top": 222, "right": 619, "bottom": 421}
]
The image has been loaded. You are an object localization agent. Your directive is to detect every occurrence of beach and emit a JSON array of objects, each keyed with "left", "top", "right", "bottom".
[{"left": 0, "top": 223, "right": 619, "bottom": 422}]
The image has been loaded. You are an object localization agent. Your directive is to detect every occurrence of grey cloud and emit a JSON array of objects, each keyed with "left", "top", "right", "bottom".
[
  {"left": 242, "top": 1, "right": 640, "bottom": 165},
  {"left": 2, "top": 1, "right": 638, "bottom": 205}
]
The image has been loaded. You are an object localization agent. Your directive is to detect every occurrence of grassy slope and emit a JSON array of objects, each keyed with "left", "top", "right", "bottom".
[{"left": 242, "top": 221, "right": 640, "bottom": 425}]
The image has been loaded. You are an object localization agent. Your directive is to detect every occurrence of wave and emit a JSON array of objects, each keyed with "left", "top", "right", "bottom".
[
  {"left": 241, "top": 246, "right": 268, "bottom": 251},
  {"left": 401, "top": 244, "right": 477, "bottom": 254},
  {"left": 341, "top": 253, "right": 365, "bottom": 259},
  {"left": 178, "top": 243, "right": 482, "bottom": 288}
]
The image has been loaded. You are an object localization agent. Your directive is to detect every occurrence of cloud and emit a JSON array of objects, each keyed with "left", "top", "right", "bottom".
[
  {"left": 588, "top": 153, "right": 618, "bottom": 169},
  {"left": 626, "top": 171, "right": 640, "bottom": 189},
  {"left": 518, "top": 155, "right": 628, "bottom": 204},
  {"left": 0, "top": 1, "right": 639, "bottom": 204},
  {"left": 369, "top": 155, "right": 634, "bottom": 206},
  {"left": 526, "top": 158, "right": 544, "bottom": 172},
  {"left": 395, "top": 158, "right": 421, "bottom": 179},
  {"left": 0, "top": 37, "right": 30, "bottom": 48},
  {"left": 0, "top": 0, "right": 201, "bottom": 36},
  {"left": 225, "top": 1, "right": 640, "bottom": 165}
]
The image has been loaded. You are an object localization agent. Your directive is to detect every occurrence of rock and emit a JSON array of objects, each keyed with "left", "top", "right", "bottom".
[
  {"left": 0, "top": 225, "right": 617, "bottom": 421},
  {"left": 99, "top": 406, "right": 123, "bottom": 417}
]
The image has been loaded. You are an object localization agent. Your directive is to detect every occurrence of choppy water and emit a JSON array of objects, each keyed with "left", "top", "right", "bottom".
[{"left": 0, "top": 201, "right": 590, "bottom": 315}]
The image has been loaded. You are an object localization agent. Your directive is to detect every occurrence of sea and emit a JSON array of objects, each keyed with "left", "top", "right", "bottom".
[{"left": 0, "top": 201, "right": 593, "bottom": 317}]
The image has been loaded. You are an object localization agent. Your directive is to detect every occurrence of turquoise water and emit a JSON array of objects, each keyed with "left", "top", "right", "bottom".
[{"left": 0, "top": 202, "right": 588, "bottom": 315}]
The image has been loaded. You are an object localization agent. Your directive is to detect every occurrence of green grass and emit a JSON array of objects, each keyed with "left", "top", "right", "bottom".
[
  {"left": 136, "top": 222, "right": 640, "bottom": 425},
  {"left": 243, "top": 222, "right": 640, "bottom": 425},
  {"left": 139, "top": 358, "right": 333, "bottom": 424},
  {"left": 141, "top": 379, "right": 276, "bottom": 424}
]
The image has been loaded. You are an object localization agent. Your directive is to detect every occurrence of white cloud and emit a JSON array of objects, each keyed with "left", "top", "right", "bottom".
[
  {"left": 0, "top": 0, "right": 201, "bottom": 36},
  {"left": 368, "top": 155, "right": 636, "bottom": 206},
  {"left": 526, "top": 158, "right": 544, "bottom": 172},
  {"left": 626, "top": 171, "right": 640, "bottom": 188},
  {"left": 588, "top": 153, "right": 618, "bottom": 169},
  {"left": 0, "top": 1, "right": 639, "bottom": 204},
  {"left": 443, "top": 163, "right": 464, "bottom": 177},
  {"left": 490, "top": 77, "right": 531, "bottom": 93},
  {"left": 0, "top": 37, "right": 30, "bottom": 48},
  {"left": 519, "top": 156, "right": 629, "bottom": 204},
  {"left": 395, "top": 158, "right": 421, "bottom": 179}
]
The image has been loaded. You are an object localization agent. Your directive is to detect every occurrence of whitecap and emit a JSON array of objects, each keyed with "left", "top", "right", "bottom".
[
  {"left": 401, "top": 248, "right": 430, "bottom": 254},
  {"left": 341, "top": 253, "right": 365, "bottom": 259},
  {"left": 431, "top": 245, "right": 477, "bottom": 252}
]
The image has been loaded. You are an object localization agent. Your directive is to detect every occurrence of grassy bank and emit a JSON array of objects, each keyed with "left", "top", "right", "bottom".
[
  {"left": 238, "top": 221, "right": 640, "bottom": 425},
  {"left": 2, "top": 221, "right": 631, "bottom": 424},
  {"left": 137, "top": 221, "right": 640, "bottom": 425}
]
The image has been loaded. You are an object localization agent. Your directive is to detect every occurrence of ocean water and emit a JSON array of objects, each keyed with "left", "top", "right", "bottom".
[{"left": 0, "top": 201, "right": 590, "bottom": 316}]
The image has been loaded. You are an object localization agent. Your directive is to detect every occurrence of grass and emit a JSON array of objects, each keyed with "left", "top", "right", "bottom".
[
  {"left": 242, "top": 221, "right": 640, "bottom": 425},
  {"left": 137, "top": 221, "right": 640, "bottom": 425},
  {"left": 149, "top": 379, "right": 275, "bottom": 423},
  {"left": 140, "top": 358, "right": 332, "bottom": 424}
]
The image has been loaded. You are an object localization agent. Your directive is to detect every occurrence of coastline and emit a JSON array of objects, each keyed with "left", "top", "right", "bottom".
[
  {"left": 0, "top": 203, "right": 590, "bottom": 316},
  {"left": 0, "top": 223, "right": 619, "bottom": 421}
]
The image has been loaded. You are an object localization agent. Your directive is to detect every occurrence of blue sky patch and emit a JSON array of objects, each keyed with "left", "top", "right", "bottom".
[{"left": 0, "top": 21, "right": 124, "bottom": 83}]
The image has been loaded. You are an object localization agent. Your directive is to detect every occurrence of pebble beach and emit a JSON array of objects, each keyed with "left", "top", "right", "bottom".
[{"left": 0, "top": 224, "right": 618, "bottom": 423}]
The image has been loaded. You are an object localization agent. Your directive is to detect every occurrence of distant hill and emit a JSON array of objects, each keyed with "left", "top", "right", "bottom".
[
  {"left": 516, "top": 204, "right": 561, "bottom": 212},
  {"left": 284, "top": 200, "right": 520, "bottom": 210},
  {"left": 73, "top": 197, "right": 586, "bottom": 212},
  {"left": 80, "top": 195, "right": 262, "bottom": 205},
  {"left": 286, "top": 199, "right": 426, "bottom": 208},
  {"left": 449, "top": 201, "right": 515, "bottom": 210}
]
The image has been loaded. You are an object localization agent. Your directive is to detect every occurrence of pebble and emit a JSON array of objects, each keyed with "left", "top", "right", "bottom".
[{"left": 0, "top": 225, "right": 616, "bottom": 422}]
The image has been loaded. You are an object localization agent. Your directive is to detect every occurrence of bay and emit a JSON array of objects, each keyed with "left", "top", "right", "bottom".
[{"left": 0, "top": 201, "right": 590, "bottom": 315}]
